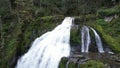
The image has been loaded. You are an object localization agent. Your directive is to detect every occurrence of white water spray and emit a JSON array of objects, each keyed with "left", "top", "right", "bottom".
[
  {"left": 16, "top": 17, "right": 74, "bottom": 68},
  {"left": 81, "top": 26, "right": 104, "bottom": 53},
  {"left": 81, "top": 26, "right": 91, "bottom": 53},
  {"left": 90, "top": 27, "right": 104, "bottom": 53}
]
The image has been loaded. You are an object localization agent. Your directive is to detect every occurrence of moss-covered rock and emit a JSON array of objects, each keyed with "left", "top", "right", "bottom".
[
  {"left": 79, "top": 60, "right": 105, "bottom": 68},
  {"left": 70, "top": 28, "right": 81, "bottom": 46},
  {"left": 68, "top": 62, "right": 77, "bottom": 68},
  {"left": 59, "top": 57, "right": 68, "bottom": 68}
]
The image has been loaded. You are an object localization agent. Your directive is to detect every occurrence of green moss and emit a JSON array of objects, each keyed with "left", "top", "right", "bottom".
[
  {"left": 59, "top": 58, "right": 68, "bottom": 68},
  {"left": 1, "top": 39, "right": 17, "bottom": 68},
  {"left": 0, "top": 20, "right": 22, "bottom": 67},
  {"left": 70, "top": 29, "right": 81, "bottom": 45},
  {"left": 68, "top": 62, "right": 77, "bottom": 68},
  {"left": 79, "top": 60, "right": 105, "bottom": 68},
  {"left": 107, "top": 17, "right": 120, "bottom": 41},
  {"left": 96, "top": 19, "right": 107, "bottom": 26},
  {"left": 85, "top": 14, "right": 97, "bottom": 20}
]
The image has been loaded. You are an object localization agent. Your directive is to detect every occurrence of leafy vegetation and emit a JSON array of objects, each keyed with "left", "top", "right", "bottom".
[
  {"left": 97, "top": 4, "right": 120, "bottom": 18},
  {"left": 0, "top": 15, "right": 64, "bottom": 68}
]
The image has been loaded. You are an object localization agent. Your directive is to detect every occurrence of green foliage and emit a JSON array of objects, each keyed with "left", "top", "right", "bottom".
[
  {"left": 41, "top": 15, "right": 64, "bottom": 22},
  {"left": 1, "top": 38, "right": 17, "bottom": 68},
  {"left": 70, "top": 29, "right": 81, "bottom": 45},
  {"left": 96, "top": 19, "right": 106, "bottom": 26},
  {"left": 0, "top": 0, "right": 11, "bottom": 17},
  {"left": 110, "top": 18, "right": 120, "bottom": 41},
  {"left": 1, "top": 22, "right": 22, "bottom": 68},
  {"left": 79, "top": 60, "right": 105, "bottom": 68},
  {"left": 74, "top": 14, "right": 97, "bottom": 25},
  {"left": 97, "top": 4, "right": 120, "bottom": 18},
  {"left": 96, "top": 16, "right": 120, "bottom": 43},
  {"left": 34, "top": 0, "right": 104, "bottom": 16},
  {"left": 85, "top": 14, "right": 97, "bottom": 20},
  {"left": 33, "top": 15, "right": 64, "bottom": 35}
]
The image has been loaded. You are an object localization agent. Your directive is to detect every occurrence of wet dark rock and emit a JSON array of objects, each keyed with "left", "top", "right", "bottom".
[
  {"left": 68, "top": 57, "right": 79, "bottom": 63},
  {"left": 111, "top": 55, "right": 120, "bottom": 63},
  {"left": 71, "top": 45, "right": 81, "bottom": 54},
  {"left": 71, "top": 55, "right": 84, "bottom": 58}
]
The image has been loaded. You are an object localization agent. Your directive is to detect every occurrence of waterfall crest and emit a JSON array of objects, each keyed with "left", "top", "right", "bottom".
[{"left": 16, "top": 17, "right": 74, "bottom": 68}]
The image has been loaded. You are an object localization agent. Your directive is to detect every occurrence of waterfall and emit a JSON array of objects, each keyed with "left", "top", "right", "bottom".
[
  {"left": 90, "top": 27, "right": 104, "bottom": 53},
  {"left": 81, "top": 26, "right": 91, "bottom": 53},
  {"left": 16, "top": 17, "right": 74, "bottom": 68},
  {"left": 81, "top": 26, "right": 104, "bottom": 53}
]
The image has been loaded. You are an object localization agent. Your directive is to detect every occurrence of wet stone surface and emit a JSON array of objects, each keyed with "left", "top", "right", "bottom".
[{"left": 59, "top": 53, "right": 120, "bottom": 68}]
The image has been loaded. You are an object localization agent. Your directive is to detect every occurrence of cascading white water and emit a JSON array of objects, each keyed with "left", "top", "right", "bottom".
[
  {"left": 81, "top": 26, "right": 91, "bottom": 53},
  {"left": 81, "top": 25, "right": 105, "bottom": 53},
  {"left": 16, "top": 17, "right": 74, "bottom": 68},
  {"left": 90, "top": 27, "right": 104, "bottom": 53}
]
